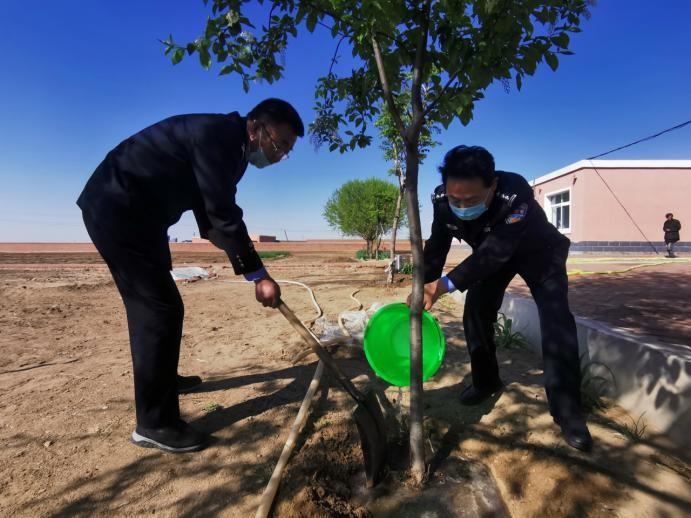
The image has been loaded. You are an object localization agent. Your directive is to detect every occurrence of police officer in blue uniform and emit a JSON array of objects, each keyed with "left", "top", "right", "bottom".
[
  {"left": 77, "top": 98, "right": 304, "bottom": 453},
  {"left": 413, "top": 145, "right": 592, "bottom": 451}
]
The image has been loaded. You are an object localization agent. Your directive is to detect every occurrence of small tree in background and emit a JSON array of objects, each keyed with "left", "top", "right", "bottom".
[
  {"left": 165, "top": 0, "right": 593, "bottom": 482},
  {"left": 324, "top": 178, "right": 407, "bottom": 259}
]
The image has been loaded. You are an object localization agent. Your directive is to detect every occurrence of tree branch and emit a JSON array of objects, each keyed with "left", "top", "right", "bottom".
[
  {"left": 267, "top": 4, "right": 277, "bottom": 30},
  {"left": 300, "top": 0, "right": 414, "bottom": 57},
  {"left": 328, "top": 34, "right": 346, "bottom": 75},
  {"left": 371, "top": 35, "right": 407, "bottom": 139},
  {"left": 409, "top": 0, "right": 431, "bottom": 140},
  {"left": 423, "top": 69, "right": 460, "bottom": 119}
]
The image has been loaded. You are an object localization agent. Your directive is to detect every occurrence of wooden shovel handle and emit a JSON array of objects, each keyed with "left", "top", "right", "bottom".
[{"left": 278, "top": 300, "right": 364, "bottom": 403}]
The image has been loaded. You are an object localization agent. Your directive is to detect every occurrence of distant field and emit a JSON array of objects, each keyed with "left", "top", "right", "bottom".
[{"left": 0, "top": 240, "right": 413, "bottom": 254}]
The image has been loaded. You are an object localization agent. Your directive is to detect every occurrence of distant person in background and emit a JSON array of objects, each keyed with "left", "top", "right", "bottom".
[
  {"left": 663, "top": 213, "right": 681, "bottom": 258},
  {"left": 77, "top": 98, "right": 304, "bottom": 453}
]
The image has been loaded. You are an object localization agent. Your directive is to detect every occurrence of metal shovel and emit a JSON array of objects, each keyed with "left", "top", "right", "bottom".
[{"left": 278, "top": 300, "right": 388, "bottom": 487}]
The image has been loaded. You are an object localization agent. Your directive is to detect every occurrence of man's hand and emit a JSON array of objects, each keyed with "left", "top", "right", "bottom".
[
  {"left": 406, "top": 279, "right": 448, "bottom": 311},
  {"left": 255, "top": 277, "right": 281, "bottom": 308}
]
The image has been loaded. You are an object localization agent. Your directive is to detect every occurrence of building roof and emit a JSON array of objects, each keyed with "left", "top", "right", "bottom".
[{"left": 530, "top": 160, "right": 691, "bottom": 186}]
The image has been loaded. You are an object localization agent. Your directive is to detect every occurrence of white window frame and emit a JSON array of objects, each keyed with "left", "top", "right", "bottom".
[{"left": 544, "top": 187, "right": 572, "bottom": 234}]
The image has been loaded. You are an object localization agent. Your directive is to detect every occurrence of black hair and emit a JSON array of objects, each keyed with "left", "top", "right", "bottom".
[
  {"left": 438, "top": 145, "right": 495, "bottom": 186},
  {"left": 247, "top": 98, "right": 304, "bottom": 137},
  {"left": 666, "top": 213, "right": 674, "bottom": 218}
]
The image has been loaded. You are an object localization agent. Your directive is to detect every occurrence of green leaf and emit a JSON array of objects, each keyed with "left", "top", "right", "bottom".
[
  {"left": 553, "top": 32, "right": 570, "bottom": 48},
  {"left": 515, "top": 74, "right": 522, "bottom": 91},
  {"left": 172, "top": 48, "right": 185, "bottom": 65},
  {"left": 545, "top": 53, "right": 559, "bottom": 71},
  {"left": 219, "top": 64, "right": 233, "bottom": 76},
  {"left": 199, "top": 46, "right": 211, "bottom": 69},
  {"left": 306, "top": 12, "right": 317, "bottom": 32}
]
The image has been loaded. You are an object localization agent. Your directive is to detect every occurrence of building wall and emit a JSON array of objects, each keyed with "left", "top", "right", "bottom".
[
  {"left": 532, "top": 171, "right": 585, "bottom": 242},
  {"left": 533, "top": 167, "right": 691, "bottom": 247}
]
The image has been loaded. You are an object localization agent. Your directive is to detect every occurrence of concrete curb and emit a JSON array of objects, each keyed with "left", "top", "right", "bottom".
[{"left": 450, "top": 290, "right": 691, "bottom": 446}]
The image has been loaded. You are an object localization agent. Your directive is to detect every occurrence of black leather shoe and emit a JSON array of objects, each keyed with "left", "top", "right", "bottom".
[
  {"left": 177, "top": 374, "right": 203, "bottom": 394},
  {"left": 131, "top": 420, "right": 208, "bottom": 453},
  {"left": 556, "top": 419, "right": 593, "bottom": 452},
  {"left": 459, "top": 381, "right": 504, "bottom": 406}
]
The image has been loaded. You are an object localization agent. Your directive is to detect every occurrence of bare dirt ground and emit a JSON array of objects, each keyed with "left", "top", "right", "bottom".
[
  {"left": 508, "top": 257, "right": 691, "bottom": 346},
  {"left": 1, "top": 250, "right": 690, "bottom": 517},
  {"left": 3, "top": 244, "right": 687, "bottom": 344}
]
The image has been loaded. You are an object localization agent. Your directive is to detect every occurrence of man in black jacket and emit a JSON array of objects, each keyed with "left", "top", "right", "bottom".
[
  {"left": 77, "top": 98, "right": 304, "bottom": 452},
  {"left": 409, "top": 145, "right": 592, "bottom": 451},
  {"left": 663, "top": 213, "right": 682, "bottom": 258}
]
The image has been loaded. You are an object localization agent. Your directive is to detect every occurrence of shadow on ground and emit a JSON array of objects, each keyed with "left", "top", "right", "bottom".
[{"left": 17, "top": 303, "right": 691, "bottom": 517}]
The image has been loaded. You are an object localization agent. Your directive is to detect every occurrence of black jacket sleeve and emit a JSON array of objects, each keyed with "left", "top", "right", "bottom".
[
  {"left": 446, "top": 183, "right": 533, "bottom": 292},
  {"left": 189, "top": 125, "right": 263, "bottom": 275},
  {"left": 423, "top": 203, "right": 453, "bottom": 283}
]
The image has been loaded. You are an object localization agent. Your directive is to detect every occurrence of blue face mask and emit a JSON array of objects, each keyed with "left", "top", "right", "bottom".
[
  {"left": 450, "top": 202, "right": 487, "bottom": 220},
  {"left": 449, "top": 188, "right": 493, "bottom": 220},
  {"left": 247, "top": 128, "right": 271, "bottom": 169}
]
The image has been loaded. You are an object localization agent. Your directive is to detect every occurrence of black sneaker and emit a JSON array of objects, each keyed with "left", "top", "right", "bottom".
[
  {"left": 177, "top": 374, "right": 203, "bottom": 394},
  {"left": 459, "top": 380, "right": 504, "bottom": 406},
  {"left": 131, "top": 420, "right": 208, "bottom": 453}
]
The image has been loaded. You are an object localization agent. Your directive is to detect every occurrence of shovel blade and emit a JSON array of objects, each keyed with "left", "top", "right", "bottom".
[{"left": 353, "top": 390, "right": 388, "bottom": 488}]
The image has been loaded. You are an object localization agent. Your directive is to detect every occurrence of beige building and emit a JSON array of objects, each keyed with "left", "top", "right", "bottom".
[{"left": 530, "top": 160, "right": 691, "bottom": 252}]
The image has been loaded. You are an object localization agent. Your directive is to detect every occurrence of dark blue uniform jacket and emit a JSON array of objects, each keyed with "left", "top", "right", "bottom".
[
  {"left": 77, "top": 112, "right": 262, "bottom": 275},
  {"left": 424, "top": 171, "right": 569, "bottom": 291}
]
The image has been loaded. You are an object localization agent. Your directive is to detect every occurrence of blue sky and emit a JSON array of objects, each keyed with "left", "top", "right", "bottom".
[{"left": 1, "top": 0, "right": 690, "bottom": 242}]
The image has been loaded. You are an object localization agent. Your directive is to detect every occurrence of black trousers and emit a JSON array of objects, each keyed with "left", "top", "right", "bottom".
[
  {"left": 83, "top": 212, "right": 182, "bottom": 428},
  {"left": 463, "top": 262, "right": 583, "bottom": 422}
]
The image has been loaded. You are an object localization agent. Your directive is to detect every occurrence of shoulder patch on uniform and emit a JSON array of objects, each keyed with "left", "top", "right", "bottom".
[
  {"left": 505, "top": 202, "right": 528, "bottom": 224},
  {"left": 431, "top": 184, "right": 446, "bottom": 204}
]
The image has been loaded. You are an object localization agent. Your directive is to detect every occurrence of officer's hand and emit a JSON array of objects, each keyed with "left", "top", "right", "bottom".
[
  {"left": 406, "top": 280, "right": 448, "bottom": 311},
  {"left": 423, "top": 280, "right": 448, "bottom": 310},
  {"left": 255, "top": 277, "right": 281, "bottom": 308}
]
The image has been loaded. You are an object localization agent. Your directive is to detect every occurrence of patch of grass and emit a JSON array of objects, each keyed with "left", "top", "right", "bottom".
[
  {"left": 493, "top": 313, "right": 530, "bottom": 349},
  {"left": 580, "top": 356, "right": 616, "bottom": 413},
  {"left": 202, "top": 402, "right": 222, "bottom": 413},
  {"left": 435, "top": 293, "right": 456, "bottom": 311},
  {"left": 355, "top": 249, "right": 391, "bottom": 260},
  {"left": 620, "top": 412, "right": 648, "bottom": 440},
  {"left": 258, "top": 251, "right": 291, "bottom": 260},
  {"left": 399, "top": 262, "right": 413, "bottom": 275},
  {"left": 313, "top": 417, "right": 331, "bottom": 431}
]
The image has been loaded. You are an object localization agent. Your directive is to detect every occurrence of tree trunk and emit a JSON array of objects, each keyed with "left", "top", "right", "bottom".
[
  {"left": 387, "top": 169, "right": 405, "bottom": 284},
  {"left": 404, "top": 146, "right": 425, "bottom": 483}
]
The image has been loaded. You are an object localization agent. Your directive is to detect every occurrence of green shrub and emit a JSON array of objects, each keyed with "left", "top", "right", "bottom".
[
  {"left": 355, "top": 249, "right": 391, "bottom": 260},
  {"left": 399, "top": 262, "right": 413, "bottom": 275},
  {"left": 493, "top": 313, "right": 530, "bottom": 349},
  {"left": 580, "top": 356, "right": 616, "bottom": 413},
  {"left": 258, "top": 251, "right": 291, "bottom": 260}
]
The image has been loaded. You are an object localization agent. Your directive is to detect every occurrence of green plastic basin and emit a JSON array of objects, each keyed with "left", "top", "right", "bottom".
[{"left": 364, "top": 303, "right": 446, "bottom": 387}]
